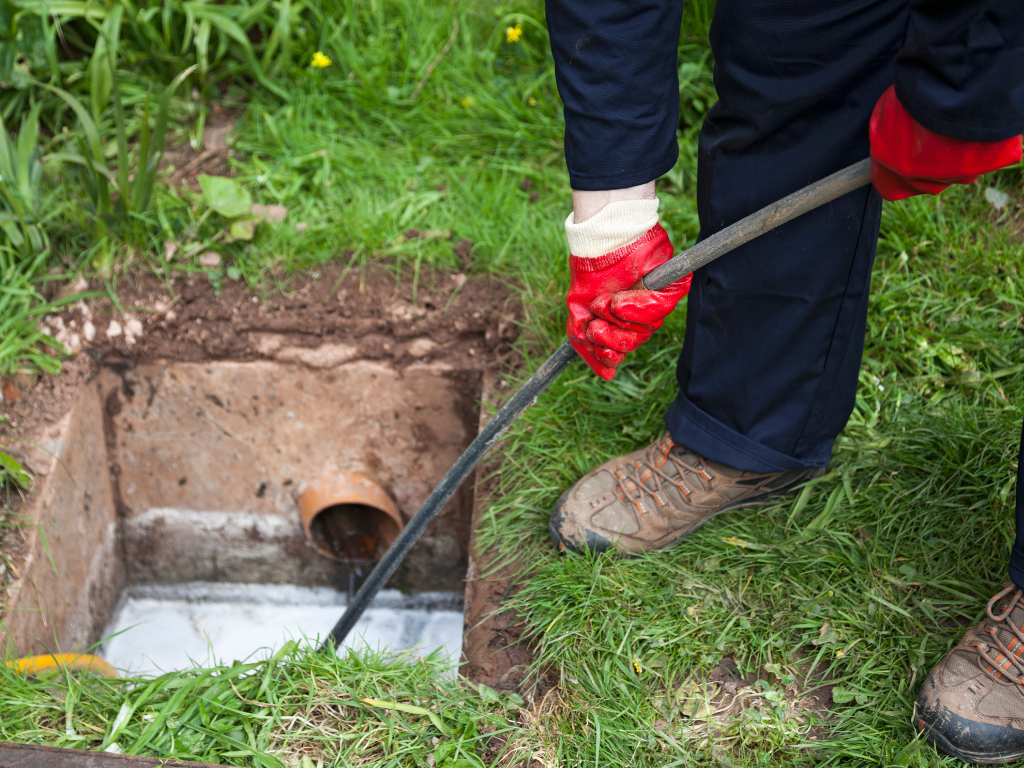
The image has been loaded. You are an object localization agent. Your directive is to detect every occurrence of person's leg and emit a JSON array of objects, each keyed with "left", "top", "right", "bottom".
[
  {"left": 665, "top": 0, "right": 907, "bottom": 472},
  {"left": 550, "top": 0, "right": 911, "bottom": 555},
  {"left": 1010, "top": 423, "right": 1024, "bottom": 589}
]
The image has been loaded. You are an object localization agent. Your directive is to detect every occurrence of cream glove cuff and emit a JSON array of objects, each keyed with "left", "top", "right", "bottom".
[{"left": 564, "top": 199, "right": 660, "bottom": 258}]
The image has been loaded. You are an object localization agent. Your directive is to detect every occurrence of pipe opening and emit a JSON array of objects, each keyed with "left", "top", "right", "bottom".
[
  {"left": 299, "top": 471, "right": 404, "bottom": 566},
  {"left": 308, "top": 503, "right": 400, "bottom": 562}
]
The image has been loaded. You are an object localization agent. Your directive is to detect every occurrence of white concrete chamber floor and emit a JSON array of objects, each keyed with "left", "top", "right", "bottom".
[{"left": 100, "top": 582, "right": 464, "bottom": 676}]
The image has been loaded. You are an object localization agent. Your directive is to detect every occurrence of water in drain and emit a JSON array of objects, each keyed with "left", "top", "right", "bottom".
[{"left": 100, "top": 583, "right": 464, "bottom": 676}]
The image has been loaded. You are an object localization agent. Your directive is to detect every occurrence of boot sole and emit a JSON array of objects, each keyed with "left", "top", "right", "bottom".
[
  {"left": 549, "top": 468, "right": 823, "bottom": 556},
  {"left": 921, "top": 720, "right": 1024, "bottom": 765}
]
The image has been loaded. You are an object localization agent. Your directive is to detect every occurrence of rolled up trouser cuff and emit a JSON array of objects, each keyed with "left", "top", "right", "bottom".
[{"left": 664, "top": 392, "right": 824, "bottom": 474}]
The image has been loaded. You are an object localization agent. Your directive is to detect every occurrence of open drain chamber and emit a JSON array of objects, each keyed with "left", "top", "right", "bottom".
[{"left": 1, "top": 359, "right": 482, "bottom": 673}]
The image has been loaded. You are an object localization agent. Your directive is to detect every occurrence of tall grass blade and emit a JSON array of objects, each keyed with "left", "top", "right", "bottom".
[{"left": 132, "top": 94, "right": 152, "bottom": 215}]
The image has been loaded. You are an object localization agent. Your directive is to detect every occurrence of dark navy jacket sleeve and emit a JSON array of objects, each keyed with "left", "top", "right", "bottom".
[
  {"left": 545, "top": 0, "right": 684, "bottom": 190},
  {"left": 895, "top": 0, "right": 1024, "bottom": 142}
]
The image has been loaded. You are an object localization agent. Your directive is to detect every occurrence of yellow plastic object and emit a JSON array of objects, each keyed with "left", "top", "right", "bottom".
[{"left": 6, "top": 653, "right": 118, "bottom": 678}]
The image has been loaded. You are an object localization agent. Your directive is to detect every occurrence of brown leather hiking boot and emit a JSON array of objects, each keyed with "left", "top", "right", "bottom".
[
  {"left": 917, "top": 584, "right": 1024, "bottom": 764},
  {"left": 548, "top": 434, "right": 822, "bottom": 555}
]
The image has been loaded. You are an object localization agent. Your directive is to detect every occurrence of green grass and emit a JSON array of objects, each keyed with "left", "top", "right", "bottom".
[
  {"left": 475, "top": 178, "right": 1024, "bottom": 766},
  {"left": 0, "top": 644, "right": 532, "bottom": 766},
  {"left": 2, "top": 0, "right": 1024, "bottom": 763}
]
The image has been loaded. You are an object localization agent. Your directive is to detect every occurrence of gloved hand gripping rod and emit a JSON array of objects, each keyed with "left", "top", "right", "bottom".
[{"left": 320, "top": 157, "right": 872, "bottom": 652}]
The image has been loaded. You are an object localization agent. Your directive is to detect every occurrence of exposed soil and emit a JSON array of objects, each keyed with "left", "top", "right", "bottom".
[
  {"left": 111, "top": 264, "right": 514, "bottom": 368},
  {"left": 0, "top": 354, "right": 100, "bottom": 615},
  {"left": 674, "top": 654, "right": 835, "bottom": 746},
  {"left": 460, "top": 388, "right": 558, "bottom": 700},
  {"left": 0, "top": 505, "right": 29, "bottom": 614},
  {"left": 5, "top": 262, "right": 519, "bottom": 436},
  {"left": 461, "top": 481, "right": 537, "bottom": 693},
  {"left": 0, "top": 353, "right": 97, "bottom": 455}
]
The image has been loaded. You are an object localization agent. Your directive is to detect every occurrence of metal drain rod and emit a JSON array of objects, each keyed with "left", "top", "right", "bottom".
[{"left": 320, "top": 158, "right": 872, "bottom": 652}]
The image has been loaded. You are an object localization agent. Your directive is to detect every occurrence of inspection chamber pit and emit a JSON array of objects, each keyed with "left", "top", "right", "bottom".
[{"left": 0, "top": 359, "right": 482, "bottom": 675}]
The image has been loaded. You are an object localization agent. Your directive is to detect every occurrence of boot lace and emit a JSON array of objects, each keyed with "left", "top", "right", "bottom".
[
  {"left": 970, "top": 585, "right": 1024, "bottom": 685},
  {"left": 612, "top": 437, "right": 714, "bottom": 518}
]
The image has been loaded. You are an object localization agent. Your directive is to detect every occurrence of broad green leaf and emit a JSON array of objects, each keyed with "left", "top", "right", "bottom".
[
  {"left": 2, "top": 220, "right": 24, "bottom": 246},
  {"left": 88, "top": 4, "right": 123, "bottom": 119},
  {"left": 0, "top": 450, "right": 31, "bottom": 488},
  {"left": 0, "top": 4, "right": 47, "bottom": 89},
  {"left": 831, "top": 687, "right": 855, "bottom": 705},
  {"left": 198, "top": 175, "right": 251, "bottom": 219},
  {"left": 229, "top": 218, "right": 255, "bottom": 240}
]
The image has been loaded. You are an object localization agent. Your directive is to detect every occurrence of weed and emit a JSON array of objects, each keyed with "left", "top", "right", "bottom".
[{"left": 0, "top": 450, "right": 29, "bottom": 490}]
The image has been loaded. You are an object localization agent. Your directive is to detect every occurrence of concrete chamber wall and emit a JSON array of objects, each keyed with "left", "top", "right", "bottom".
[
  {"left": 0, "top": 359, "right": 481, "bottom": 657},
  {"left": 0, "top": 379, "right": 124, "bottom": 656}
]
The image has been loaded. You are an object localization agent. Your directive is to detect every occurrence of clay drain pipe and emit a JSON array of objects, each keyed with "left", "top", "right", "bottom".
[
  {"left": 299, "top": 472, "right": 403, "bottom": 591},
  {"left": 320, "top": 158, "right": 875, "bottom": 652}
]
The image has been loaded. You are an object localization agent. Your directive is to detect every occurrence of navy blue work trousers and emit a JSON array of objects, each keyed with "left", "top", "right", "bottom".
[{"left": 646, "top": 1, "right": 1024, "bottom": 583}]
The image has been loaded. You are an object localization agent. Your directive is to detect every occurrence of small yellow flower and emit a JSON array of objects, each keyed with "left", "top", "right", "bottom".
[
  {"left": 835, "top": 648, "right": 846, "bottom": 658},
  {"left": 461, "top": 97, "right": 474, "bottom": 108},
  {"left": 632, "top": 657, "right": 642, "bottom": 674},
  {"left": 310, "top": 51, "right": 331, "bottom": 69},
  {"left": 528, "top": 96, "right": 537, "bottom": 106},
  {"left": 506, "top": 24, "right": 523, "bottom": 43}
]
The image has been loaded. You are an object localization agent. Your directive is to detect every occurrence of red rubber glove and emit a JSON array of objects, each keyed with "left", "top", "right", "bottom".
[
  {"left": 870, "top": 86, "right": 1022, "bottom": 202},
  {"left": 567, "top": 225, "right": 691, "bottom": 380}
]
